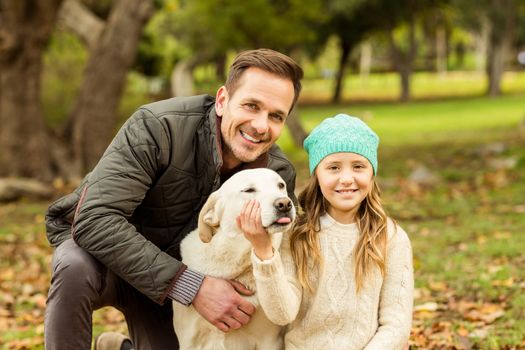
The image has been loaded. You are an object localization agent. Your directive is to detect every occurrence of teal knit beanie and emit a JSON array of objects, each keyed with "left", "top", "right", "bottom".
[{"left": 304, "top": 114, "right": 379, "bottom": 175}]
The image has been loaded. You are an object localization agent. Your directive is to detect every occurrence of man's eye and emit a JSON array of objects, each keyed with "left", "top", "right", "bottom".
[
  {"left": 242, "top": 188, "right": 256, "bottom": 193},
  {"left": 245, "top": 103, "right": 257, "bottom": 110},
  {"left": 270, "top": 114, "right": 284, "bottom": 122}
]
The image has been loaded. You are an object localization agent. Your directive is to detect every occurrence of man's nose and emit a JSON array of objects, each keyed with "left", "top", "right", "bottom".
[{"left": 251, "top": 114, "right": 269, "bottom": 134}]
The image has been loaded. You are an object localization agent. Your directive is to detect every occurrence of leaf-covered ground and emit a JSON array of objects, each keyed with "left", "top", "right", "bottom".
[
  {"left": 380, "top": 129, "right": 525, "bottom": 350},
  {"left": 1, "top": 126, "right": 524, "bottom": 349}
]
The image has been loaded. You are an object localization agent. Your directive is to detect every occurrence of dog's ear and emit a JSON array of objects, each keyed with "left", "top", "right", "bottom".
[{"left": 198, "top": 192, "right": 223, "bottom": 243}]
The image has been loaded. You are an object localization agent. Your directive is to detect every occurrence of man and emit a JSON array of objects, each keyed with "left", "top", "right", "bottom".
[{"left": 45, "top": 48, "right": 303, "bottom": 349}]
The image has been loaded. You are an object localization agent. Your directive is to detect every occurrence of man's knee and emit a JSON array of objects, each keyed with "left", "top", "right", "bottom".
[{"left": 49, "top": 239, "right": 105, "bottom": 296}]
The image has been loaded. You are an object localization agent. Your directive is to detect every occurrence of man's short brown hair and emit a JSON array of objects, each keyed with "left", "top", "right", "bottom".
[{"left": 225, "top": 48, "right": 304, "bottom": 112}]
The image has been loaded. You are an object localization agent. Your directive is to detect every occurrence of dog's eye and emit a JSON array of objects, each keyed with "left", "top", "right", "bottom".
[
  {"left": 278, "top": 182, "right": 285, "bottom": 189},
  {"left": 242, "top": 188, "right": 256, "bottom": 193}
]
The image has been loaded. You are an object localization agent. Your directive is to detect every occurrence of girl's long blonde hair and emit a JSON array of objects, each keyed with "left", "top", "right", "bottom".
[{"left": 290, "top": 174, "right": 389, "bottom": 292}]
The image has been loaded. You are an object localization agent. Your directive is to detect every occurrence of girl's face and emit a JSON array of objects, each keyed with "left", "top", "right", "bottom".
[{"left": 315, "top": 152, "right": 374, "bottom": 224}]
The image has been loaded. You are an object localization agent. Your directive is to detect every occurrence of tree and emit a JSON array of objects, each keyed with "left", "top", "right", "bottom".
[
  {"left": 386, "top": 4, "right": 450, "bottom": 102},
  {"left": 322, "top": 0, "right": 408, "bottom": 103},
  {"left": 171, "top": 0, "right": 324, "bottom": 66},
  {"left": 0, "top": 0, "right": 63, "bottom": 181},
  {"left": 387, "top": 17, "right": 417, "bottom": 102},
  {"left": 61, "top": 0, "right": 154, "bottom": 174},
  {"left": 0, "top": 0, "right": 154, "bottom": 183},
  {"left": 324, "top": 0, "right": 448, "bottom": 103},
  {"left": 319, "top": 0, "right": 371, "bottom": 104},
  {"left": 454, "top": 0, "right": 518, "bottom": 96},
  {"left": 485, "top": 0, "right": 517, "bottom": 96}
]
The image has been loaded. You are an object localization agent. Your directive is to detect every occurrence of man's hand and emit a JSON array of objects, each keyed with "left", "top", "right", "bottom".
[
  {"left": 192, "top": 276, "right": 255, "bottom": 332},
  {"left": 236, "top": 199, "right": 274, "bottom": 260}
]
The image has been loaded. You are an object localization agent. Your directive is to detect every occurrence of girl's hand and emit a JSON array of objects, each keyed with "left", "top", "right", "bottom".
[{"left": 236, "top": 199, "right": 274, "bottom": 260}]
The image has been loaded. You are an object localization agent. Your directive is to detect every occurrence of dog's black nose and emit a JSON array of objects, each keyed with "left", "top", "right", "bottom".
[{"left": 274, "top": 197, "right": 292, "bottom": 212}]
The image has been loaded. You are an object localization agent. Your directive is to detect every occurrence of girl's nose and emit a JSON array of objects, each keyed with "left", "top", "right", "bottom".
[{"left": 339, "top": 171, "right": 354, "bottom": 184}]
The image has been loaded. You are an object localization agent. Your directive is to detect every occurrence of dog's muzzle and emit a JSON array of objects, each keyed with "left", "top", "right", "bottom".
[
  {"left": 273, "top": 197, "right": 294, "bottom": 225},
  {"left": 274, "top": 197, "right": 292, "bottom": 213}
]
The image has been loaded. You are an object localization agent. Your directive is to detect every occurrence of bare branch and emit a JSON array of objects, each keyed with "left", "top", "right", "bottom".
[{"left": 58, "top": 0, "right": 104, "bottom": 48}]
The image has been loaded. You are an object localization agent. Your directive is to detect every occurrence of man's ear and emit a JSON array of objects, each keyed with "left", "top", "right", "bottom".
[
  {"left": 198, "top": 192, "right": 223, "bottom": 243},
  {"left": 215, "top": 86, "right": 228, "bottom": 117}
]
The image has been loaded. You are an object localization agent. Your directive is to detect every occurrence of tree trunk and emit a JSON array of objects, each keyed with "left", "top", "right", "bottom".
[
  {"left": 171, "top": 59, "right": 195, "bottom": 97},
  {"left": 58, "top": 0, "right": 104, "bottom": 49},
  {"left": 399, "top": 66, "right": 411, "bottom": 102},
  {"left": 359, "top": 41, "right": 372, "bottom": 85},
  {"left": 436, "top": 26, "right": 447, "bottom": 77},
  {"left": 0, "top": 0, "right": 63, "bottom": 181},
  {"left": 215, "top": 53, "right": 227, "bottom": 82},
  {"left": 388, "top": 17, "right": 417, "bottom": 102},
  {"left": 286, "top": 110, "right": 308, "bottom": 148},
  {"left": 474, "top": 17, "right": 490, "bottom": 72},
  {"left": 332, "top": 39, "right": 352, "bottom": 104},
  {"left": 486, "top": 41, "right": 507, "bottom": 97},
  {"left": 485, "top": 0, "right": 516, "bottom": 97},
  {"left": 67, "top": 0, "right": 153, "bottom": 173},
  {"left": 284, "top": 48, "right": 308, "bottom": 147}
]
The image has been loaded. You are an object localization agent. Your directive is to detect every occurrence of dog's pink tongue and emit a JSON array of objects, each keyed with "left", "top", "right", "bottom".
[{"left": 277, "top": 217, "right": 291, "bottom": 224}]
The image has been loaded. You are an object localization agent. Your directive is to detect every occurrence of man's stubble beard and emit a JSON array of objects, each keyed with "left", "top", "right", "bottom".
[{"left": 222, "top": 138, "right": 264, "bottom": 164}]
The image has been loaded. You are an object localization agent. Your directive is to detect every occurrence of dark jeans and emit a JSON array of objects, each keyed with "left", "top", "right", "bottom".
[{"left": 45, "top": 239, "right": 179, "bottom": 350}]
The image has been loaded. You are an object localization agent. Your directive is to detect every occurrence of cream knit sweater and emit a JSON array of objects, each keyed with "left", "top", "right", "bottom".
[{"left": 251, "top": 214, "right": 413, "bottom": 350}]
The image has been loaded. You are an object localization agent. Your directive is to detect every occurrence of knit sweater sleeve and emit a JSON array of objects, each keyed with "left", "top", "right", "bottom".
[
  {"left": 250, "top": 234, "right": 302, "bottom": 326},
  {"left": 364, "top": 222, "right": 414, "bottom": 350}
]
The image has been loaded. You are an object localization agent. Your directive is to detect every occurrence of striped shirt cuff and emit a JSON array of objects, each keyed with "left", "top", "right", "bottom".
[{"left": 167, "top": 268, "right": 205, "bottom": 306}]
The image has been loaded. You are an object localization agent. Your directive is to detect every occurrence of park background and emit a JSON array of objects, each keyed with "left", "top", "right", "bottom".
[{"left": 1, "top": 0, "right": 525, "bottom": 349}]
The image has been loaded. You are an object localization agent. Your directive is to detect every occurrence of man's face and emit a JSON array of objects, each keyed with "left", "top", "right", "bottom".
[{"left": 215, "top": 67, "right": 295, "bottom": 169}]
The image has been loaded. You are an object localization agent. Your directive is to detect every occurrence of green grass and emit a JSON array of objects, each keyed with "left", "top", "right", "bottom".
[
  {"left": 300, "top": 70, "right": 525, "bottom": 102},
  {"left": 286, "top": 94, "right": 525, "bottom": 147}
]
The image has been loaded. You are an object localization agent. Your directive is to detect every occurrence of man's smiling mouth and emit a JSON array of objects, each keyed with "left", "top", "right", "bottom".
[{"left": 240, "top": 130, "right": 263, "bottom": 143}]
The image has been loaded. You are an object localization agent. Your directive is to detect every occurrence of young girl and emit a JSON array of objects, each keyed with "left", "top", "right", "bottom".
[{"left": 237, "top": 114, "right": 413, "bottom": 349}]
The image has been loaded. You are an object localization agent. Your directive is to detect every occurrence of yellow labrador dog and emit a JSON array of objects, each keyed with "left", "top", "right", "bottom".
[{"left": 173, "top": 168, "right": 296, "bottom": 350}]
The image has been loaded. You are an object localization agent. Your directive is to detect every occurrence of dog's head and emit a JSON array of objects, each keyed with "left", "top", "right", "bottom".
[{"left": 198, "top": 168, "right": 296, "bottom": 243}]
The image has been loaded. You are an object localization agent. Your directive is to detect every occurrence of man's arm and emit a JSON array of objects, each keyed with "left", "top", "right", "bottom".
[{"left": 72, "top": 108, "right": 181, "bottom": 304}]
